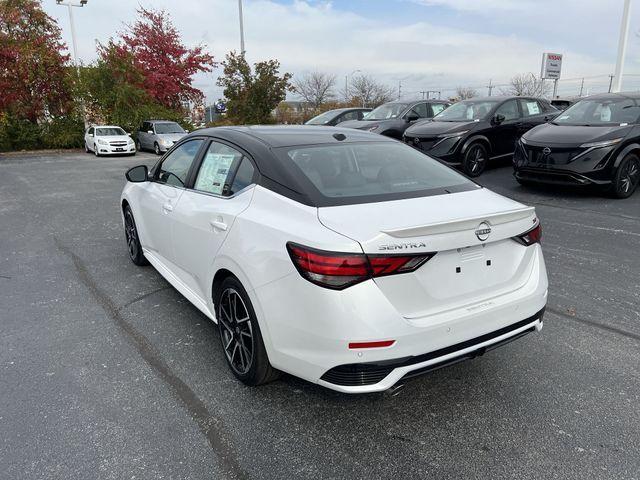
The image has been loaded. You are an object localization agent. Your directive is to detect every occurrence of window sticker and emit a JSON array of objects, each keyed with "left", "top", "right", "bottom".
[
  {"left": 526, "top": 101, "right": 540, "bottom": 115},
  {"left": 195, "top": 153, "right": 236, "bottom": 194}
]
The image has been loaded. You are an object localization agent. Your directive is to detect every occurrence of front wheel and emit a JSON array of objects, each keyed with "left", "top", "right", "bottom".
[
  {"left": 154, "top": 142, "right": 161, "bottom": 155},
  {"left": 85, "top": 142, "right": 90, "bottom": 153},
  {"left": 610, "top": 153, "right": 640, "bottom": 198},
  {"left": 216, "top": 277, "right": 279, "bottom": 386},
  {"left": 94, "top": 144, "right": 100, "bottom": 157},
  {"left": 462, "top": 142, "right": 488, "bottom": 177},
  {"left": 123, "top": 206, "right": 148, "bottom": 266},
  {"left": 135, "top": 139, "right": 142, "bottom": 152}
]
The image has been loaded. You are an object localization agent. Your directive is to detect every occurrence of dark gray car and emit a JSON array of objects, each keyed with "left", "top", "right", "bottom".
[
  {"left": 338, "top": 100, "right": 450, "bottom": 139},
  {"left": 136, "top": 120, "right": 188, "bottom": 155}
]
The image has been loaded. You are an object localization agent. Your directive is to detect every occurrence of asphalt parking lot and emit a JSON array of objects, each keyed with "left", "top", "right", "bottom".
[{"left": 1, "top": 150, "right": 639, "bottom": 480}]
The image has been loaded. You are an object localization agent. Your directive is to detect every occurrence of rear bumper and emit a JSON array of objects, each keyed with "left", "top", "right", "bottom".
[
  {"left": 320, "top": 309, "right": 544, "bottom": 392},
  {"left": 252, "top": 245, "right": 548, "bottom": 393}
]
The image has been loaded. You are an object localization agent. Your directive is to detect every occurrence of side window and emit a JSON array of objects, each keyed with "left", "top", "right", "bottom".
[
  {"left": 357, "top": 110, "right": 367, "bottom": 120},
  {"left": 194, "top": 141, "right": 243, "bottom": 195},
  {"left": 340, "top": 111, "right": 359, "bottom": 122},
  {"left": 88, "top": 127, "right": 94, "bottom": 135},
  {"left": 156, "top": 139, "right": 203, "bottom": 187},
  {"left": 431, "top": 103, "right": 447, "bottom": 116},
  {"left": 495, "top": 100, "right": 520, "bottom": 121},
  {"left": 412, "top": 103, "right": 430, "bottom": 118},
  {"left": 230, "top": 158, "right": 256, "bottom": 195},
  {"left": 519, "top": 99, "right": 542, "bottom": 117}
]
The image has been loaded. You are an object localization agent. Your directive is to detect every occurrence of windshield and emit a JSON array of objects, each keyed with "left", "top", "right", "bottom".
[
  {"left": 554, "top": 98, "right": 640, "bottom": 126},
  {"left": 155, "top": 122, "right": 185, "bottom": 134},
  {"left": 283, "top": 142, "right": 474, "bottom": 202},
  {"left": 96, "top": 127, "right": 126, "bottom": 136},
  {"left": 364, "top": 103, "right": 408, "bottom": 120},
  {"left": 434, "top": 100, "right": 499, "bottom": 121},
  {"left": 306, "top": 111, "right": 337, "bottom": 125}
]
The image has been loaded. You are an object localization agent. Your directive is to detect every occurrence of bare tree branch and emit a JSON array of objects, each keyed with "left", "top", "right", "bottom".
[
  {"left": 455, "top": 86, "right": 478, "bottom": 100},
  {"left": 504, "top": 73, "right": 551, "bottom": 97},
  {"left": 345, "top": 74, "right": 395, "bottom": 108},
  {"left": 293, "top": 71, "right": 336, "bottom": 110}
]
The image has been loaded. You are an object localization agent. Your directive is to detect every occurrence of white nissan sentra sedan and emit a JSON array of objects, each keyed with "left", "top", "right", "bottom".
[{"left": 120, "top": 126, "right": 548, "bottom": 393}]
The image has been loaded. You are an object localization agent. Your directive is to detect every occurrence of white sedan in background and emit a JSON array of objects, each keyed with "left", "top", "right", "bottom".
[
  {"left": 120, "top": 126, "right": 548, "bottom": 393},
  {"left": 85, "top": 125, "right": 136, "bottom": 156}
]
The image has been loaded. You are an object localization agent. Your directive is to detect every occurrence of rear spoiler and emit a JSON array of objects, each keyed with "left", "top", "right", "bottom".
[{"left": 381, "top": 207, "right": 536, "bottom": 238}]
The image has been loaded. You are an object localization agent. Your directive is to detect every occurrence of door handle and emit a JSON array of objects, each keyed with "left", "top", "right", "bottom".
[
  {"left": 162, "top": 202, "right": 174, "bottom": 213},
  {"left": 210, "top": 220, "right": 228, "bottom": 231}
]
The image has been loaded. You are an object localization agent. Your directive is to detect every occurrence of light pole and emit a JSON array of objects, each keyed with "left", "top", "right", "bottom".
[
  {"left": 238, "top": 0, "right": 245, "bottom": 55},
  {"left": 612, "top": 0, "right": 632, "bottom": 92},
  {"left": 56, "top": 0, "right": 88, "bottom": 127},
  {"left": 344, "top": 69, "right": 361, "bottom": 104},
  {"left": 56, "top": 0, "right": 87, "bottom": 68}
]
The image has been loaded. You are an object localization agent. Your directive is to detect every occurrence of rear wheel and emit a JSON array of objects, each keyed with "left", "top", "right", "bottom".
[
  {"left": 123, "top": 206, "right": 148, "bottom": 266},
  {"left": 462, "top": 142, "right": 488, "bottom": 177},
  {"left": 610, "top": 153, "right": 640, "bottom": 198},
  {"left": 216, "top": 277, "right": 279, "bottom": 386}
]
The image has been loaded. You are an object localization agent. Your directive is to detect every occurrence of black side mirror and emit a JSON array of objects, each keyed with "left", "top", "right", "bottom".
[
  {"left": 492, "top": 113, "right": 506, "bottom": 125},
  {"left": 126, "top": 165, "right": 148, "bottom": 183},
  {"left": 406, "top": 112, "right": 420, "bottom": 122}
]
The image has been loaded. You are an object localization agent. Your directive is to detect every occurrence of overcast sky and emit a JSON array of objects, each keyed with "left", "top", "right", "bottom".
[{"left": 43, "top": 0, "right": 640, "bottom": 103}]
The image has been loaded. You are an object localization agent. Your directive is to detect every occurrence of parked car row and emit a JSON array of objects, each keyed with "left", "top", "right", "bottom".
[
  {"left": 83, "top": 120, "right": 189, "bottom": 157},
  {"left": 318, "top": 92, "right": 639, "bottom": 197}
]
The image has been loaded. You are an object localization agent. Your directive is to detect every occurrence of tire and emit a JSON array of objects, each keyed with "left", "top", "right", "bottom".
[
  {"left": 609, "top": 153, "right": 640, "bottom": 198},
  {"left": 154, "top": 142, "right": 161, "bottom": 155},
  {"left": 85, "top": 142, "right": 90, "bottom": 153},
  {"left": 215, "top": 277, "right": 280, "bottom": 386},
  {"left": 94, "top": 144, "right": 100, "bottom": 157},
  {"left": 135, "top": 139, "right": 142, "bottom": 152},
  {"left": 123, "top": 205, "right": 148, "bottom": 266},
  {"left": 462, "top": 142, "right": 489, "bottom": 177},
  {"left": 515, "top": 177, "right": 534, "bottom": 187}
]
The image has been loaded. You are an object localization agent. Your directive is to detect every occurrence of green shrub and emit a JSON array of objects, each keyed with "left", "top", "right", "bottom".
[
  {"left": 0, "top": 115, "right": 43, "bottom": 151},
  {"left": 42, "top": 116, "right": 84, "bottom": 149}
]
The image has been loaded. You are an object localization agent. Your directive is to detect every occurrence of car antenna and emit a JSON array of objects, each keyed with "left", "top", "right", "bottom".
[{"left": 333, "top": 133, "right": 346, "bottom": 141}]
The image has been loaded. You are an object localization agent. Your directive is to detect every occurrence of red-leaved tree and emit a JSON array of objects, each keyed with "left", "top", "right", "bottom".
[
  {"left": 0, "top": 0, "right": 72, "bottom": 122},
  {"left": 114, "top": 7, "right": 215, "bottom": 109}
]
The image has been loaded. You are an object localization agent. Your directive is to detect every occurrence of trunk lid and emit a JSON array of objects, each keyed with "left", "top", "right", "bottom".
[{"left": 318, "top": 188, "right": 539, "bottom": 322}]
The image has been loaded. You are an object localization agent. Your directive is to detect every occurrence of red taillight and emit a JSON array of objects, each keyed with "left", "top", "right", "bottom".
[
  {"left": 349, "top": 340, "right": 395, "bottom": 349},
  {"left": 287, "top": 242, "right": 434, "bottom": 290},
  {"left": 514, "top": 223, "right": 542, "bottom": 246}
]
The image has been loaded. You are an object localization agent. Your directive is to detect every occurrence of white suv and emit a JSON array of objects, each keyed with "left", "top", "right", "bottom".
[{"left": 84, "top": 126, "right": 136, "bottom": 156}]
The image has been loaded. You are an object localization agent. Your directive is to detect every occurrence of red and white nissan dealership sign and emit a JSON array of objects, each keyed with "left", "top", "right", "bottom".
[{"left": 541, "top": 52, "right": 563, "bottom": 79}]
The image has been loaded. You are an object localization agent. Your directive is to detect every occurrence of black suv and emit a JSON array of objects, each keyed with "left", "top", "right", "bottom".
[
  {"left": 513, "top": 92, "right": 640, "bottom": 198},
  {"left": 338, "top": 100, "right": 450, "bottom": 139},
  {"left": 403, "top": 96, "right": 557, "bottom": 176}
]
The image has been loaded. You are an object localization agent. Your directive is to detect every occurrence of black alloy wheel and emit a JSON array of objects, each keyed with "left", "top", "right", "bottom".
[
  {"left": 462, "top": 142, "right": 488, "bottom": 177},
  {"left": 123, "top": 206, "right": 148, "bottom": 266},
  {"left": 611, "top": 154, "right": 640, "bottom": 198},
  {"left": 216, "top": 277, "right": 279, "bottom": 386}
]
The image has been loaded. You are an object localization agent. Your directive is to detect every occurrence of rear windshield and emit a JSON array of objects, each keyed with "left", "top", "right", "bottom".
[{"left": 280, "top": 142, "right": 476, "bottom": 205}]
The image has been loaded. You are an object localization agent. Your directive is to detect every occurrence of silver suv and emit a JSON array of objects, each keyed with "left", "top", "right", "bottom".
[{"left": 136, "top": 120, "right": 188, "bottom": 155}]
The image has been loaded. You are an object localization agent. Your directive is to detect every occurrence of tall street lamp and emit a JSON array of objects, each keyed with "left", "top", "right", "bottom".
[
  {"left": 612, "top": 0, "right": 632, "bottom": 93},
  {"left": 56, "top": 0, "right": 88, "bottom": 68},
  {"left": 56, "top": 0, "right": 88, "bottom": 127},
  {"left": 345, "top": 69, "right": 361, "bottom": 104},
  {"left": 238, "top": 0, "right": 245, "bottom": 55}
]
